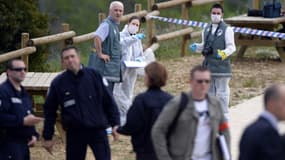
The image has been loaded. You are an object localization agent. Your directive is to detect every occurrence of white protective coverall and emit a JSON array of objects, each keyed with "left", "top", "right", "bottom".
[{"left": 113, "top": 25, "right": 155, "bottom": 125}]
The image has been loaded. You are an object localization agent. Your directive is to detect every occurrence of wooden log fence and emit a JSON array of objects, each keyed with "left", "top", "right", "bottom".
[
  {"left": 191, "top": 0, "right": 223, "bottom": 6},
  {"left": 72, "top": 33, "right": 95, "bottom": 44},
  {"left": 0, "top": 0, "right": 224, "bottom": 65},
  {"left": 190, "top": 31, "right": 203, "bottom": 39},
  {"left": 141, "top": 10, "right": 160, "bottom": 22},
  {"left": 152, "top": 27, "right": 193, "bottom": 43},
  {"left": 152, "top": 0, "right": 191, "bottom": 10},
  {"left": 149, "top": 43, "right": 160, "bottom": 51},
  {"left": 0, "top": 0, "right": 228, "bottom": 144},
  {"left": 0, "top": 47, "right": 36, "bottom": 63},
  {"left": 27, "top": 31, "right": 76, "bottom": 46},
  {"left": 121, "top": 10, "right": 148, "bottom": 23}
]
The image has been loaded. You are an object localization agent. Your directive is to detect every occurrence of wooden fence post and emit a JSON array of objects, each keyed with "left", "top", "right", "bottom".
[
  {"left": 148, "top": 0, "right": 155, "bottom": 46},
  {"left": 62, "top": 23, "right": 70, "bottom": 47},
  {"left": 135, "top": 3, "right": 142, "bottom": 12},
  {"left": 21, "top": 33, "right": 29, "bottom": 71},
  {"left": 252, "top": 0, "right": 260, "bottom": 9},
  {"left": 180, "top": 2, "right": 191, "bottom": 57},
  {"left": 98, "top": 13, "right": 106, "bottom": 24}
]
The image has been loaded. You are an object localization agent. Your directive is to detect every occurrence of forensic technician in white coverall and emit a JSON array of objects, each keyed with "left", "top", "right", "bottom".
[
  {"left": 113, "top": 16, "right": 155, "bottom": 125},
  {"left": 190, "top": 3, "right": 236, "bottom": 119}
]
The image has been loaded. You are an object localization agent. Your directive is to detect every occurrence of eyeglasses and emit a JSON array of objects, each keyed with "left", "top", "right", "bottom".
[
  {"left": 10, "top": 67, "right": 27, "bottom": 72},
  {"left": 196, "top": 79, "right": 211, "bottom": 84}
]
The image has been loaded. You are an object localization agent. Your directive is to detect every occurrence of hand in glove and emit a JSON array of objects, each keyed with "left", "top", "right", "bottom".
[
  {"left": 189, "top": 43, "right": 197, "bottom": 52},
  {"left": 217, "top": 49, "right": 228, "bottom": 60},
  {"left": 135, "top": 56, "right": 145, "bottom": 62},
  {"left": 136, "top": 33, "right": 145, "bottom": 40}
]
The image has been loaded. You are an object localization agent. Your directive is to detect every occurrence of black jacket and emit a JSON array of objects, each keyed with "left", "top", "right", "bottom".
[
  {"left": 239, "top": 116, "right": 285, "bottom": 160},
  {"left": 117, "top": 87, "right": 172, "bottom": 155},
  {"left": 0, "top": 80, "right": 38, "bottom": 143},
  {"left": 42, "top": 67, "right": 120, "bottom": 140}
]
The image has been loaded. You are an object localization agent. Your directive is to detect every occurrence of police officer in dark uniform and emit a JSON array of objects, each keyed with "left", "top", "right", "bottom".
[
  {"left": 0, "top": 59, "right": 43, "bottom": 160},
  {"left": 42, "top": 46, "right": 120, "bottom": 160}
]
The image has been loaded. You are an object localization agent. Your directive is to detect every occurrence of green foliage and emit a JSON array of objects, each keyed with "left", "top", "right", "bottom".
[{"left": 0, "top": 0, "right": 49, "bottom": 71}]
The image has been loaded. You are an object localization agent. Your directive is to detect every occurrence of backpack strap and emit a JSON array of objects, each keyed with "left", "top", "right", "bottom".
[{"left": 167, "top": 92, "right": 188, "bottom": 139}]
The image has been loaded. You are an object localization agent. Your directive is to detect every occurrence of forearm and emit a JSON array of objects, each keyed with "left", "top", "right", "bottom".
[
  {"left": 223, "top": 27, "right": 236, "bottom": 56},
  {"left": 42, "top": 103, "right": 57, "bottom": 140},
  {"left": 196, "top": 43, "right": 204, "bottom": 52},
  {"left": 104, "top": 98, "right": 120, "bottom": 127},
  {"left": 120, "top": 35, "right": 139, "bottom": 47},
  {"left": 42, "top": 115, "right": 56, "bottom": 140},
  {"left": 117, "top": 102, "right": 144, "bottom": 136},
  {"left": 94, "top": 36, "right": 103, "bottom": 55},
  {"left": 102, "top": 78, "right": 120, "bottom": 126},
  {"left": 196, "top": 30, "right": 205, "bottom": 53}
]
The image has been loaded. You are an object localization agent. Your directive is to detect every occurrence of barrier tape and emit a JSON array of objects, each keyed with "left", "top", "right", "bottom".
[{"left": 149, "top": 15, "right": 285, "bottom": 39}]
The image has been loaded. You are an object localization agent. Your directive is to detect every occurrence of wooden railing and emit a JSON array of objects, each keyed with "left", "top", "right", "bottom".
[{"left": 0, "top": 0, "right": 223, "bottom": 71}]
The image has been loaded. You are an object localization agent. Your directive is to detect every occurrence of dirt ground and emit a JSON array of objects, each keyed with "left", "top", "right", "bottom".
[{"left": 30, "top": 56, "right": 285, "bottom": 160}]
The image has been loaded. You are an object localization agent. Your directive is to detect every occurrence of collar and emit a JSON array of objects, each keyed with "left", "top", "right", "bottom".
[
  {"left": 147, "top": 86, "right": 161, "bottom": 91},
  {"left": 108, "top": 16, "right": 120, "bottom": 25},
  {"left": 212, "top": 23, "right": 219, "bottom": 28},
  {"left": 6, "top": 79, "right": 24, "bottom": 95},
  {"left": 188, "top": 92, "right": 213, "bottom": 118},
  {"left": 261, "top": 111, "right": 278, "bottom": 131},
  {"left": 193, "top": 98, "right": 206, "bottom": 102},
  {"left": 66, "top": 64, "right": 84, "bottom": 77}
]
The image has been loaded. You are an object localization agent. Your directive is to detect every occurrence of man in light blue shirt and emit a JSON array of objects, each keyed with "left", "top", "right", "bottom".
[{"left": 89, "top": 1, "right": 124, "bottom": 93}]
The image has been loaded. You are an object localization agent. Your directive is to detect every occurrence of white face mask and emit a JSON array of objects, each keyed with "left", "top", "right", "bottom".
[
  {"left": 128, "top": 24, "right": 139, "bottom": 34},
  {"left": 211, "top": 14, "right": 222, "bottom": 24}
]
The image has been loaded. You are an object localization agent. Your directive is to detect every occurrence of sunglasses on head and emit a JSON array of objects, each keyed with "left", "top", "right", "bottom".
[
  {"left": 10, "top": 67, "right": 27, "bottom": 72},
  {"left": 196, "top": 79, "right": 211, "bottom": 84}
]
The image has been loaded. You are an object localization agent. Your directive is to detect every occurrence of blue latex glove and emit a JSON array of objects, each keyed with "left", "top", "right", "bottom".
[
  {"left": 217, "top": 49, "right": 227, "bottom": 60},
  {"left": 136, "top": 33, "right": 145, "bottom": 40},
  {"left": 135, "top": 56, "right": 145, "bottom": 62},
  {"left": 189, "top": 43, "right": 197, "bottom": 52}
]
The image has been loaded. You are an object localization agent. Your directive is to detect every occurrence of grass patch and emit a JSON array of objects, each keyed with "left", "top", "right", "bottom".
[{"left": 242, "top": 78, "right": 258, "bottom": 88}]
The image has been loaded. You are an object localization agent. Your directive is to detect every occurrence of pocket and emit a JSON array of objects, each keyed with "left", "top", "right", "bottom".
[
  {"left": 88, "top": 52, "right": 105, "bottom": 74},
  {"left": 104, "top": 59, "right": 120, "bottom": 76},
  {"left": 61, "top": 93, "right": 80, "bottom": 127}
]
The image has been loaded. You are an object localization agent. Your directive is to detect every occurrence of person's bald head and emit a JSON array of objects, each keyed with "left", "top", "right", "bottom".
[
  {"left": 264, "top": 84, "right": 285, "bottom": 121},
  {"left": 109, "top": 1, "right": 124, "bottom": 23}
]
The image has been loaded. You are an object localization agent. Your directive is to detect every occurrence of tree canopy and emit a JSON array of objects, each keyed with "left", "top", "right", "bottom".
[{"left": 0, "top": 0, "right": 49, "bottom": 71}]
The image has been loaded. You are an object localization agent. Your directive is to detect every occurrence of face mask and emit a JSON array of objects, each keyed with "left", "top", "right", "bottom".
[
  {"left": 211, "top": 14, "right": 222, "bottom": 24},
  {"left": 128, "top": 24, "right": 139, "bottom": 34}
]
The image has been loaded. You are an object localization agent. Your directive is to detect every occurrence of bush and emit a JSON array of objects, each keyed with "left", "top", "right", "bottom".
[{"left": 0, "top": 0, "right": 49, "bottom": 71}]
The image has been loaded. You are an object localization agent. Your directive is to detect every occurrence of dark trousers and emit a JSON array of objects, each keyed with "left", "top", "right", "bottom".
[
  {"left": 106, "top": 81, "right": 115, "bottom": 94},
  {"left": 136, "top": 152, "right": 158, "bottom": 160},
  {"left": 0, "top": 142, "right": 30, "bottom": 160},
  {"left": 66, "top": 129, "right": 110, "bottom": 160}
]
